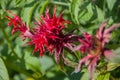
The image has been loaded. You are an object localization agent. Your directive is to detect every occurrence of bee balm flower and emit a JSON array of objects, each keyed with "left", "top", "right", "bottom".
[
  {"left": 74, "top": 20, "right": 120, "bottom": 80},
  {"left": 7, "top": 6, "right": 76, "bottom": 63},
  {"left": 28, "top": 6, "right": 75, "bottom": 63}
]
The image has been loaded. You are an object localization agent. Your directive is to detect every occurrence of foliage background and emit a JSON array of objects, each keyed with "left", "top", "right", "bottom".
[{"left": 0, "top": 0, "right": 120, "bottom": 80}]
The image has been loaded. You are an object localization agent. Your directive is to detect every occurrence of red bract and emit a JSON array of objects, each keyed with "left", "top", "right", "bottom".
[
  {"left": 6, "top": 11, "right": 27, "bottom": 34},
  {"left": 6, "top": 11, "right": 33, "bottom": 39},
  {"left": 28, "top": 6, "right": 75, "bottom": 63},
  {"left": 74, "top": 21, "right": 120, "bottom": 80},
  {"left": 97, "top": 20, "right": 120, "bottom": 48},
  {"left": 7, "top": 6, "right": 76, "bottom": 63}
]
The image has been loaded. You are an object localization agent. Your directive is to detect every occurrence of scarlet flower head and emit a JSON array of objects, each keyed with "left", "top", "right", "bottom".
[
  {"left": 74, "top": 32, "right": 102, "bottom": 80},
  {"left": 74, "top": 21, "right": 120, "bottom": 80},
  {"left": 25, "top": 6, "right": 73, "bottom": 62},
  {"left": 7, "top": 6, "right": 75, "bottom": 63},
  {"left": 78, "top": 32, "right": 102, "bottom": 56}
]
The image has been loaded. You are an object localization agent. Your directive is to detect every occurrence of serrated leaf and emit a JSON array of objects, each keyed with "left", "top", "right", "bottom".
[
  {"left": 39, "top": 0, "right": 49, "bottom": 15},
  {"left": 107, "top": 62, "right": 120, "bottom": 71},
  {"left": 79, "top": 69, "right": 89, "bottom": 80},
  {"left": 69, "top": 0, "right": 81, "bottom": 24},
  {"left": 70, "top": 1, "right": 95, "bottom": 25},
  {"left": 78, "top": 3, "right": 93, "bottom": 24},
  {"left": 15, "top": 0, "right": 26, "bottom": 7},
  {"left": 96, "top": 73, "right": 110, "bottom": 80},
  {"left": 106, "top": 0, "right": 116, "bottom": 11},
  {"left": 39, "top": 55, "right": 54, "bottom": 71},
  {"left": 24, "top": 51, "right": 42, "bottom": 75},
  {"left": 0, "top": 0, "right": 7, "bottom": 19},
  {"left": 0, "top": 0, "right": 7, "bottom": 10},
  {"left": 15, "top": 0, "right": 24, "bottom": 5},
  {"left": 21, "top": 1, "right": 39, "bottom": 26},
  {"left": 0, "top": 58, "right": 9, "bottom": 80},
  {"left": 95, "top": 5, "right": 104, "bottom": 22}
]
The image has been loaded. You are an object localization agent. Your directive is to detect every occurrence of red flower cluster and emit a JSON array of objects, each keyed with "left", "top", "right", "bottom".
[
  {"left": 6, "top": 11, "right": 33, "bottom": 39},
  {"left": 7, "top": 6, "right": 120, "bottom": 80},
  {"left": 29, "top": 7, "right": 77, "bottom": 62},
  {"left": 7, "top": 6, "right": 76, "bottom": 63},
  {"left": 74, "top": 20, "right": 120, "bottom": 80}
]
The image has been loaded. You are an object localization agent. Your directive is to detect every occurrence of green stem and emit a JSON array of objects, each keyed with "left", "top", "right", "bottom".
[
  {"left": 50, "top": 1, "right": 69, "bottom": 6},
  {"left": 0, "top": 22, "right": 21, "bottom": 61}
]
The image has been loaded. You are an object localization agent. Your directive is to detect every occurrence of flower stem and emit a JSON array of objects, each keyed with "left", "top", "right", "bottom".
[{"left": 0, "top": 22, "right": 21, "bottom": 61}]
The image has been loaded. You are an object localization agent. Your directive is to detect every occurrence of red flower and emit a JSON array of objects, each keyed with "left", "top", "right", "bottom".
[
  {"left": 28, "top": 6, "right": 76, "bottom": 62},
  {"left": 7, "top": 6, "right": 76, "bottom": 63},
  {"left": 74, "top": 20, "right": 120, "bottom": 80},
  {"left": 6, "top": 11, "right": 33, "bottom": 39},
  {"left": 97, "top": 20, "right": 120, "bottom": 47}
]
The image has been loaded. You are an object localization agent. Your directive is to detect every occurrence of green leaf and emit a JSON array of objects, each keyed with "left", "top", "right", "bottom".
[
  {"left": 39, "top": 0, "right": 49, "bottom": 15},
  {"left": 21, "top": 0, "right": 39, "bottom": 26},
  {"left": 68, "top": 69, "right": 89, "bottom": 80},
  {"left": 106, "top": 0, "right": 116, "bottom": 11},
  {"left": 39, "top": 55, "right": 54, "bottom": 71},
  {"left": 95, "top": 5, "right": 105, "bottom": 22},
  {"left": 69, "top": 0, "right": 80, "bottom": 24},
  {"left": 108, "top": 47, "right": 120, "bottom": 63},
  {"left": 70, "top": 1, "right": 96, "bottom": 25},
  {"left": 14, "top": 37, "right": 26, "bottom": 58},
  {"left": 15, "top": 0, "right": 25, "bottom": 5},
  {"left": 0, "top": 58, "right": 9, "bottom": 80},
  {"left": 78, "top": 69, "right": 98, "bottom": 80},
  {"left": 78, "top": 3, "right": 93, "bottom": 24},
  {"left": 96, "top": 73, "right": 110, "bottom": 80},
  {"left": 0, "top": 0, "right": 7, "bottom": 10},
  {"left": 0, "top": 0, "right": 7, "bottom": 19},
  {"left": 79, "top": 69, "right": 89, "bottom": 80},
  {"left": 15, "top": 0, "right": 26, "bottom": 7},
  {"left": 107, "top": 62, "right": 120, "bottom": 71},
  {"left": 24, "top": 51, "right": 43, "bottom": 77}
]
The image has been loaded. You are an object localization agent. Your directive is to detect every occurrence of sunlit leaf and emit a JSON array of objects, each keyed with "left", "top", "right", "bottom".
[
  {"left": 15, "top": 0, "right": 26, "bottom": 7},
  {"left": 0, "top": 58, "right": 9, "bottom": 80},
  {"left": 78, "top": 3, "right": 94, "bottom": 24},
  {"left": 0, "top": 0, "right": 7, "bottom": 10},
  {"left": 21, "top": 0, "right": 39, "bottom": 26},
  {"left": 39, "top": 0, "right": 49, "bottom": 15},
  {"left": 95, "top": 5, "right": 105, "bottom": 22},
  {"left": 24, "top": 51, "right": 43, "bottom": 77},
  {"left": 39, "top": 55, "right": 54, "bottom": 71},
  {"left": 96, "top": 73, "right": 110, "bottom": 80},
  {"left": 107, "top": 62, "right": 120, "bottom": 71},
  {"left": 106, "top": 0, "right": 116, "bottom": 11},
  {"left": 69, "top": 0, "right": 81, "bottom": 24},
  {"left": 78, "top": 69, "right": 89, "bottom": 80}
]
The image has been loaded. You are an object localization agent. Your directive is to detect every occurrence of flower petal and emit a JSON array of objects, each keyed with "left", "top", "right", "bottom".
[
  {"left": 74, "top": 55, "right": 91, "bottom": 73},
  {"left": 88, "top": 57, "right": 99, "bottom": 80}
]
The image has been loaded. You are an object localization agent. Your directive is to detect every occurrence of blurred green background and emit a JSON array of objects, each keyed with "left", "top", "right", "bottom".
[{"left": 0, "top": 0, "right": 120, "bottom": 80}]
